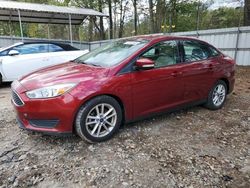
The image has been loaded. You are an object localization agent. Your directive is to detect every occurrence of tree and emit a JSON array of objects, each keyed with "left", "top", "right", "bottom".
[
  {"left": 133, "top": 0, "right": 138, "bottom": 35},
  {"left": 98, "top": 0, "right": 105, "bottom": 40},
  {"left": 118, "top": 0, "right": 129, "bottom": 38},
  {"left": 108, "top": 0, "right": 113, "bottom": 39},
  {"left": 244, "top": 0, "right": 250, "bottom": 25},
  {"left": 148, "top": 0, "right": 155, "bottom": 33},
  {"left": 0, "top": 0, "right": 245, "bottom": 41}
]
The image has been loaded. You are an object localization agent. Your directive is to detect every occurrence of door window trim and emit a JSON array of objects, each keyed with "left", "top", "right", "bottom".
[
  {"left": 178, "top": 39, "right": 221, "bottom": 64},
  {"left": 118, "top": 39, "right": 182, "bottom": 75}
]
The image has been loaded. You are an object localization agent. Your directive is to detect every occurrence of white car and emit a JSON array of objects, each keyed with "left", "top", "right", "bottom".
[{"left": 0, "top": 42, "right": 88, "bottom": 85}]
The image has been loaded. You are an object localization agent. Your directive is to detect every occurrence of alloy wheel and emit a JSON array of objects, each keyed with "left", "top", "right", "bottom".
[
  {"left": 85, "top": 103, "right": 117, "bottom": 138},
  {"left": 212, "top": 84, "right": 226, "bottom": 107}
]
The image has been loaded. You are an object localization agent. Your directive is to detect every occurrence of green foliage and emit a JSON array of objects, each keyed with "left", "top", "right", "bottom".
[
  {"left": 200, "top": 8, "right": 243, "bottom": 29},
  {"left": 0, "top": 0, "right": 245, "bottom": 41}
]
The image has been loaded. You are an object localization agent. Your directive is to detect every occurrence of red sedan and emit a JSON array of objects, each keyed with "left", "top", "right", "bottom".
[{"left": 11, "top": 35, "right": 235, "bottom": 143}]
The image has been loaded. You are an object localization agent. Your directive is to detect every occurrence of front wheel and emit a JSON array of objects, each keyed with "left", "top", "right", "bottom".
[
  {"left": 75, "top": 95, "right": 123, "bottom": 143},
  {"left": 0, "top": 74, "right": 2, "bottom": 87},
  {"left": 205, "top": 80, "right": 227, "bottom": 110}
]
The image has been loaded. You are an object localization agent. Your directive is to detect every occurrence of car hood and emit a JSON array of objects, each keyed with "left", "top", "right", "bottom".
[{"left": 19, "top": 62, "right": 109, "bottom": 91}]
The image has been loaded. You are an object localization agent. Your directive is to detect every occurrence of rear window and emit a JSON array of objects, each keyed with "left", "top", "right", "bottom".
[
  {"left": 48, "top": 44, "right": 64, "bottom": 52},
  {"left": 13, "top": 43, "right": 49, "bottom": 55},
  {"left": 183, "top": 40, "right": 218, "bottom": 62},
  {"left": 209, "top": 46, "right": 220, "bottom": 57}
]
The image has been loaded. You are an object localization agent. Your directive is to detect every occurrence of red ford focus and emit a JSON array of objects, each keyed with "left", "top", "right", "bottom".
[{"left": 11, "top": 35, "right": 235, "bottom": 142}]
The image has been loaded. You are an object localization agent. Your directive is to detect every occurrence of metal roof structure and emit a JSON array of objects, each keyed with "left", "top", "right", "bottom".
[
  {"left": 0, "top": 1, "right": 109, "bottom": 43},
  {"left": 0, "top": 0, "right": 108, "bottom": 25}
]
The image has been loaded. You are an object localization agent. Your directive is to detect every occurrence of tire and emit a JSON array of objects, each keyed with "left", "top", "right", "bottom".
[
  {"left": 0, "top": 74, "right": 2, "bottom": 87},
  {"left": 205, "top": 80, "right": 227, "bottom": 110},
  {"left": 75, "top": 95, "right": 123, "bottom": 143}
]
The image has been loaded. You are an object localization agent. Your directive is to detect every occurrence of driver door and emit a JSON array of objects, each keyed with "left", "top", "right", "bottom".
[
  {"left": 1, "top": 43, "right": 49, "bottom": 80},
  {"left": 131, "top": 40, "right": 185, "bottom": 118}
]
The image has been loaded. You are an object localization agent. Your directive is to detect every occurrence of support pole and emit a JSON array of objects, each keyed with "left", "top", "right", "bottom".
[
  {"left": 107, "top": 16, "right": 110, "bottom": 40},
  {"left": 234, "top": 27, "right": 241, "bottom": 61},
  {"left": 8, "top": 14, "right": 12, "bottom": 42},
  {"left": 69, "top": 14, "right": 73, "bottom": 45},
  {"left": 47, "top": 23, "right": 50, "bottom": 40},
  {"left": 234, "top": 3, "right": 243, "bottom": 61},
  {"left": 196, "top": 1, "right": 200, "bottom": 38},
  {"left": 78, "top": 25, "right": 82, "bottom": 49},
  {"left": 17, "top": 9, "right": 23, "bottom": 42},
  {"left": 169, "top": 12, "right": 172, "bottom": 34}
]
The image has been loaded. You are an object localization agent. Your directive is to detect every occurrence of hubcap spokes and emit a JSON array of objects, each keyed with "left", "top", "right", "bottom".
[
  {"left": 86, "top": 103, "right": 117, "bottom": 138},
  {"left": 212, "top": 84, "right": 226, "bottom": 106}
]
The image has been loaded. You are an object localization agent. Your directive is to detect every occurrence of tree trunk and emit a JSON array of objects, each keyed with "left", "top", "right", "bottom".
[
  {"left": 118, "top": 1, "right": 128, "bottom": 38},
  {"left": 148, "top": 0, "right": 155, "bottom": 33},
  {"left": 133, "top": 0, "right": 138, "bottom": 35},
  {"left": 88, "top": 1, "right": 94, "bottom": 42},
  {"left": 118, "top": 1, "right": 123, "bottom": 38},
  {"left": 155, "top": 0, "right": 165, "bottom": 33},
  {"left": 244, "top": 0, "right": 250, "bottom": 26},
  {"left": 108, "top": 0, "right": 113, "bottom": 39},
  {"left": 98, "top": 0, "right": 105, "bottom": 40},
  {"left": 113, "top": 1, "right": 117, "bottom": 38},
  {"left": 88, "top": 17, "right": 93, "bottom": 42}
]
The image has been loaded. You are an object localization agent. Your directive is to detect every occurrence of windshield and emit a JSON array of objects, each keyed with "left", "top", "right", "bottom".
[
  {"left": 75, "top": 39, "right": 149, "bottom": 67},
  {"left": 0, "top": 42, "right": 23, "bottom": 52}
]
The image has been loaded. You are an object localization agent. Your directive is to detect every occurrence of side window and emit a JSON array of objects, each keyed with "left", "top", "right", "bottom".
[
  {"left": 48, "top": 44, "right": 64, "bottom": 52},
  {"left": 209, "top": 46, "right": 220, "bottom": 57},
  {"left": 142, "top": 48, "right": 156, "bottom": 58},
  {"left": 12, "top": 44, "right": 49, "bottom": 55},
  {"left": 141, "top": 40, "right": 179, "bottom": 68},
  {"left": 0, "top": 50, "right": 8, "bottom": 57},
  {"left": 183, "top": 41, "right": 211, "bottom": 62}
]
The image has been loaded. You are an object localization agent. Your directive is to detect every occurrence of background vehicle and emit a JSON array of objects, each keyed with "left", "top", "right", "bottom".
[
  {"left": 0, "top": 42, "right": 88, "bottom": 85},
  {"left": 12, "top": 35, "right": 235, "bottom": 143}
]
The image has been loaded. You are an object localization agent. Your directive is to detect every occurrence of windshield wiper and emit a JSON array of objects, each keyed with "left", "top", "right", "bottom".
[
  {"left": 73, "top": 59, "right": 102, "bottom": 67},
  {"left": 88, "top": 63, "right": 102, "bottom": 67},
  {"left": 73, "top": 59, "right": 87, "bottom": 64},
  {"left": 72, "top": 59, "right": 90, "bottom": 65}
]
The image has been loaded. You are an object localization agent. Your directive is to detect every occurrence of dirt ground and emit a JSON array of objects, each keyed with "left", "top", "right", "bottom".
[{"left": 0, "top": 66, "right": 249, "bottom": 188}]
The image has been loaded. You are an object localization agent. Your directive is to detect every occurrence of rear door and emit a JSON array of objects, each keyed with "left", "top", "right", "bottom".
[
  {"left": 46, "top": 43, "right": 86, "bottom": 65},
  {"left": 178, "top": 40, "right": 221, "bottom": 103}
]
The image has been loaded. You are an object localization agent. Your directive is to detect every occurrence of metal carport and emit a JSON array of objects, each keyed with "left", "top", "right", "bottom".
[{"left": 0, "top": 0, "right": 108, "bottom": 44}]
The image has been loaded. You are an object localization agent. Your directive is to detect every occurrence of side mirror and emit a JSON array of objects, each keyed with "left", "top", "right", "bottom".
[
  {"left": 135, "top": 58, "right": 154, "bottom": 70},
  {"left": 8, "top": 50, "right": 19, "bottom": 56}
]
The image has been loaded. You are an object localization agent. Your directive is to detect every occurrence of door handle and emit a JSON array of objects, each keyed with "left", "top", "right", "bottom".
[
  {"left": 208, "top": 64, "right": 214, "bottom": 70},
  {"left": 171, "top": 71, "right": 182, "bottom": 77},
  {"left": 171, "top": 72, "right": 177, "bottom": 77}
]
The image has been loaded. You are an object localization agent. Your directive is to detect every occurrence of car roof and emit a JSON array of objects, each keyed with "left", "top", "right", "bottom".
[
  {"left": 22, "top": 41, "right": 68, "bottom": 45},
  {"left": 123, "top": 34, "right": 209, "bottom": 45},
  {"left": 0, "top": 41, "right": 79, "bottom": 51},
  {"left": 24, "top": 42, "right": 79, "bottom": 50}
]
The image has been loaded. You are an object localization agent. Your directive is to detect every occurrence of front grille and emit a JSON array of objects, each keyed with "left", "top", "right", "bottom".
[
  {"left": 29, "top": 119, "right": 59, "bottom": 128},
  {"left": 12, "top": 90, "right": 24, "bottom": 106}
]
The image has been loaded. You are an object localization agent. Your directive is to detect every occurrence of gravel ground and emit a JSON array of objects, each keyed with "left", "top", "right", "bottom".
[{"left": 0, "top": 66, "right": 249, "bottom": 188}]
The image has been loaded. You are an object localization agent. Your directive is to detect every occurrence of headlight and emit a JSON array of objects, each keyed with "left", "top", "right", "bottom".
[{"left": 26, "top": 83, "right": 77, "bottom": 99}]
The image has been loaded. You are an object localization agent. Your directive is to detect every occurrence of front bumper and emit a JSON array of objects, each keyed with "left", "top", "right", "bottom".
[
  {"left": 16, "top": 116, "right": 72, "bottom": 136},
  {"left": 11, "top": 81, "right": 80, "bottom": 134}
]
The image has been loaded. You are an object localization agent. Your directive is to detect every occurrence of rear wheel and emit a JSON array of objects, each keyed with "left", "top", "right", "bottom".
[
  {"left": 75, "top": 95, "right": 122, "bottom": 143},
  {"left": 205, "top": 80, "right": 227, "bottom": 110}
]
